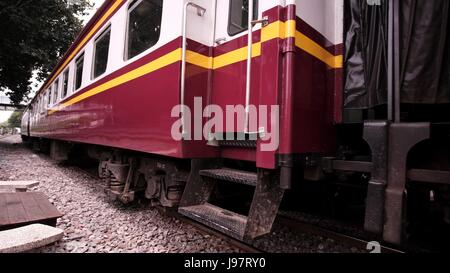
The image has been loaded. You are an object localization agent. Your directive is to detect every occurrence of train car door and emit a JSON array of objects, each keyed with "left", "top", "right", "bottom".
[{"left": 210, "top": 0, "right": 262, "bottom": 136}]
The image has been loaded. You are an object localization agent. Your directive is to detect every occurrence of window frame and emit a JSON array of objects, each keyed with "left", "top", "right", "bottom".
[
  {"left": 53, "top": 79, "right": 60, "bottom": 105},
  {"left": 124, "top": 0, "right": 163, "bottom": 61},
  {"left": 92, "top": 25, "right": 112, "bottom": 80},
  {"left": 47, "top": 88, "right": 52, "bottom": 108},
  {"left": 74, "top": 52, "right": 85, "bottom": 92},
  {"left": 227, "top": 0, "right": 259, "bottom": 37},
  {"left": 40, "top": 94, "right": 45, "bottom": 113},
  {"left": 62, "top": 68, "right": 70, "bottom": 99},
  {"left": 44, "top": 92, "right": 48, "bottom": 111},
  {"left": 37, "top": 96, "right": 41, "bottom": 114},
  {"left": 124, "top": 0, "right": 142, "bottom": 61}
]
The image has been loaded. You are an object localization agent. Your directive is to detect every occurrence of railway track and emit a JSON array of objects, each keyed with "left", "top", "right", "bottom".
[
  {"left": 157, "top": 207, "right": 264, "bottom": 253},
  {"left": 73, "top": 165, "right": 263, "bottom": 253},
  {"left": 171, "top": 211, "right": 403, "bottom": 253},
  {"left": 73, "top": 164, "right": 404, "bottom": 253},
  {"left": 174, "top": 212, "right": 405, "bottom": 253},
  {"left": 276, "top": 215, "right": 404, "bottom": 253}
]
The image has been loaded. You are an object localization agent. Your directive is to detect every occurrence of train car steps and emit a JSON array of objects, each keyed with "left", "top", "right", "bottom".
[
  {"left": 199, "top": 169, "right": 257, "bottom": 187},
  {"left": 179, "top": 161, "right": 284, "bottom": 242}
]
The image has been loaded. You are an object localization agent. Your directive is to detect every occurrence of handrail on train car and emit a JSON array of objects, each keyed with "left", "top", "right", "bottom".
[
  {"left": 181, "top": 2, "right": 206, "bottom": 137},
  {"left": 244, "top": 0, "right": 254, "bottom": 135},
  {"left": 245, "top": 1, "right": 268, "bottom": 135}
]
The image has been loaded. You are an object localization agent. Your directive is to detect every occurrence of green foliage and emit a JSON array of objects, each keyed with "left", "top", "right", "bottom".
[
  {"left": 1, "top": 111, "right": 23, "bottom": 128},
  {"left": 7, "top": 111, "right": 23, "bottom": 128},
  {"left": 0, "top": 0, "right": 93, "bottom": 104}
]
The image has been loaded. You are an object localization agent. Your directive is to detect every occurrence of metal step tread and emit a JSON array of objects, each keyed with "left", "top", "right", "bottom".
[
  {"left": 218, "top": 140, "right": 257, "bottom": 148},
  {"left": 179, "top": 203, "right": 248, "bottom": 240},
  {"left": 199, "top": 168, "right": 257, "bottom": 186}
]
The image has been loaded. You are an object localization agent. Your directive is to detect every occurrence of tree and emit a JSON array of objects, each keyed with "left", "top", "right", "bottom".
[
  {"left": 0, "top": 110, "right": 23, "bottom": 129},
  {"left": 0, "top": 0, "right": 93, "bottom": 104},
  {"left": 6, "top": 111, "right": 23, "bottom": 128}
]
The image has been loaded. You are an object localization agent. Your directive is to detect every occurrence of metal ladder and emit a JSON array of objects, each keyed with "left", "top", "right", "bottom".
[{"left": 179, "top": 160, "right": 284, "bottom": 241}]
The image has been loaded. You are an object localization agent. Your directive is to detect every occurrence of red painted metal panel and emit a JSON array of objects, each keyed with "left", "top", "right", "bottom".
[
  {"left": 255, "top": 5, "right": 285, "bottom": 169},
  {"left": 291, "top": 48, "right": 336, "bottom": 154},
  {"left": 221, "top": 147, "right": 257, "bottom": 162},
  {"left": 41, "top": 62, "right": 183, "bottom": 157},
  {"left": 183, "top": 39, "right": 219, "bottom": 158},
  {"left": 27, "top": 4, "right": 345, "bottom": 167}
]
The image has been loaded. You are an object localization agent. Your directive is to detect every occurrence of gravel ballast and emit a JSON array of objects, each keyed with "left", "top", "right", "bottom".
[{"left": 0, "top": 135, "right": 363, "bottom": 253}]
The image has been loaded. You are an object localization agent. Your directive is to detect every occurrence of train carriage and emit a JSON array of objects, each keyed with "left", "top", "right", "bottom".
[{"left": 22, "top": 0, "right": 450, "bottom": 245}]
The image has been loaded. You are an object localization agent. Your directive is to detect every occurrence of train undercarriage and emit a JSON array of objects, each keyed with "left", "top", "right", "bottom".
[{"left": 22, "top": 124, "right": 450, "bottom": 249}]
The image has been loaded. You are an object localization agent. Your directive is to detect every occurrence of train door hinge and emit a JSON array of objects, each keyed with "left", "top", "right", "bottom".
[{"left": 281, "top": 39, "right": 296, "bottom": 54}]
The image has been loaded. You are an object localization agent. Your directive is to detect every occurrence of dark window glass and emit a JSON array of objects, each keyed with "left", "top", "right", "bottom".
[
  {"left": 75, "top": 54, "right": 84, "bottom": 90},
  {"left": 47, "top": 89, "right": 51, "bottom": 107},
  {"left": 62, "top": 69, "right": 69, "bottom": 98},
  {"left": 126, "top": 0, "right": 163, "bottom": 60},
  {"left": 228, "top": 0, "right": 259, "bottom": 36},
  {"left": 53, "top": 80, "right": 59, "bottom": 104},
  {"left": 93, "top": 27, "right": 111, "bottom": 78}
]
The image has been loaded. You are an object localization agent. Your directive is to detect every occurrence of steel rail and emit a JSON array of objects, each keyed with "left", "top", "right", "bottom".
[{"left": 277, "top": 215, "right": 404, "bottom": 253}]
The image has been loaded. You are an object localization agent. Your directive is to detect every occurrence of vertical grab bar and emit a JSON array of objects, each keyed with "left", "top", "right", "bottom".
[
  {"left": 244, "top": 0, "right": 254, "bottom": 134},
  {"left": 181, "top": 2, "right": 206, "bottom": 136},
  {"left": 244, "top": 1, "right": 268, "bottom": 134}
]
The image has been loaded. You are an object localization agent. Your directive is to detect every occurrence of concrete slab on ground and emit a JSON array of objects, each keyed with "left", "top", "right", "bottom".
[{"left": 0, "top": 224, "right": 64, "bottom": 253}]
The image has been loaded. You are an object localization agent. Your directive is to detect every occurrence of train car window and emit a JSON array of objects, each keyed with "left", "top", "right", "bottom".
[
  {"left": 53, "top": 79, "right": 59, "bottom": 104},
  {"left": 51, "top": 89, "right": 54, "bottom": 104},
  {"left": 47, "top": 88, "right": 51, "bottom": 107},
  {"left": 43, "top": 93, "right": 47, "bottom": 111},
  {"left": 228, "top": 0, "right": 258, "bottom": 36},
  {"left": 40, "top": 95, "right": 44, "bottom": 113},
  {"left": 74, "top": 53, "right": 84, "bottom": 91},
  {"left": 93, "top": 27, "right": 111, "bottom": 79},
  {"left": 126, "top": 0, "right": 163, "bottom": 60},
  {"left": 62, "top": 69, "right": 70, "bottom": 98}
]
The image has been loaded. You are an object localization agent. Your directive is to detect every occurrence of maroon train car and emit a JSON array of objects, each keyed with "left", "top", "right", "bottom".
[{"left": 22, "top": 0, "right": 450, "bottom": 245}]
